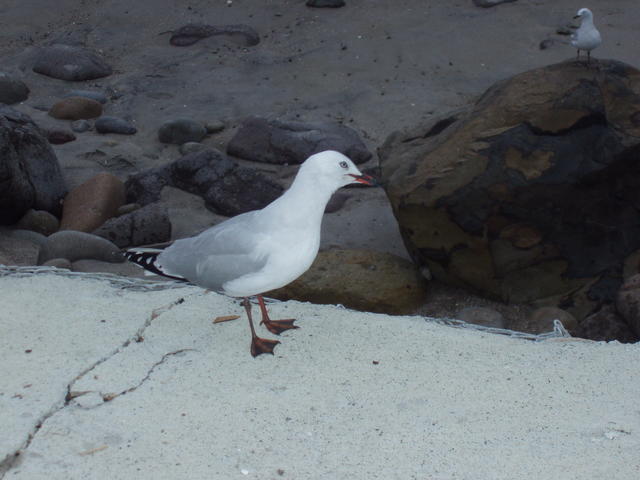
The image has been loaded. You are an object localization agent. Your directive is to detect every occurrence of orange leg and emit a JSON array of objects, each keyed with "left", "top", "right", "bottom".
[
  {"left": 243, "top": 297, "right": 279, "bottom": 357},
  {"left": 257, "top": 295, "right": 299, "bottom": 335}
]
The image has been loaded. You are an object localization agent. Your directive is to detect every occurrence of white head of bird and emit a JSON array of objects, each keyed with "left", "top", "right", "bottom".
[{"left": 295, "top": 150, "right": 374, "bottom": 192}]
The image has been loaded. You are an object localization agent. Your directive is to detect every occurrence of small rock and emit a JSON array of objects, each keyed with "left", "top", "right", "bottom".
[
  {"left": 170, "top": 24, "right": 260, "bottom": 47},
  {"left": 64, "top": 90, "right": 108, "bottom": 104},
  {"left": 47, "top": 129, "right": 76, "bottom": 144},
  {"left": 32, "top": 44, "right": 112, "bottom": 81},
  {"left": 60, "top": 173, "right": 126, "bottom": 232},
  {"left": 526, "top": 306, "right": 578, "bottom": 334},
  {"left": 456, "top": 306, "right": 506, "bottom": 329},
  {"left": 576, "top": 304, "right": 638, "bottom": 343},
  {"left": 95, "top": 116, "right": 137, "bottom": 135},
  {"left": 205, "top": 120, "right": 225, "bottom": 134},
  {"left": 42, "top": 258, "right": 72, "bottom": 269},
  {"left": 306, "top": 0, "right": 346, "bottom": 7},
  {"left": 539, "top": 39, "right": 555, "bottom": 50},
  {"left": 49, "top": 97, "right": 103, "bottom": 120},
  {"left": 117, "top": 203, "right": 141, "bottom": 216},
  {"left": 0, "top": 73, "right": 29, "bottom": 104},
  {"left": 37, "top": 230, "right": 124, "bottom": 264},
  {"left": 473, "top": 0, "right": 518, "bottom": 7},
  {"left": 71, "top": 119, "right": 92, "bottom": 133},
  {"left": 556, "top": 25, "right": 575, "bottom": 36},
  {"left": 180, "top": 142, "right": 208, "bottom": 155},
  {"left": 158, "top": 118, "right": 207, "bottom": 145},
  {"left": 16, "top": 209, "right": 59, "bottom": 236},
  {"left": 93, "top": 202, "right": 171, "bottom": 248}
]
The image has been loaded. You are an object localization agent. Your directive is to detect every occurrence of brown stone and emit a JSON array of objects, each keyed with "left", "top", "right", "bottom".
[
  {"left": 59, "top": 173, "right": 126, "bottom": 232},
  {"left": 268, "top": 249, "right": 428, "bottom": 315},
  {"left": 16, "top": 209, "right": 59, "bottom": 236},
  {"left": 48, "top": 96, "right": 102, "bottom": 120},
  {"left": 526, "top": 306, "right": 578, "bottom": 334}
]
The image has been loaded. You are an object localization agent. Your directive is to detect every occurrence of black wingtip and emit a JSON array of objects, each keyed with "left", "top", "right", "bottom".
[{"left": 124, "top": 250, "right": 187, "bottom": 282}]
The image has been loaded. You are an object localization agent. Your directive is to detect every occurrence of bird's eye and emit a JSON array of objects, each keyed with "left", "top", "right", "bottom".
[{"left": 339, "top": 161, "right": 348, "bottom": 169}]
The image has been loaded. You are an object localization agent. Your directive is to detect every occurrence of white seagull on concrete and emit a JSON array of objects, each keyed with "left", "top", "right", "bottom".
[
  {"left": 126, "top": 150, "right": 375, "bottom": 357},
  {"left": 571, "top": 8, "right": 601, "bottom": 63}
]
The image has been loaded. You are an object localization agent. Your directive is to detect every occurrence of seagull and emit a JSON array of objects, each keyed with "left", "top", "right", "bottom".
[
  {"left": 571, "top": 8, "right": 601, "bottom": 63},
  {"left": 125, "top": 150, "right": 375, "bottom": 357}
]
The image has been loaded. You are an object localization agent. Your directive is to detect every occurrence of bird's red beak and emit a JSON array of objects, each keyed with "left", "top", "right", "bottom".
[{"left": 348, "top": 173, "right": 377, "bottom": 186}]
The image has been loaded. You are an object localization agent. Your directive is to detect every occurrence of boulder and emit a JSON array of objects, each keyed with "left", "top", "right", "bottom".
[
  {"left": 227, "top": 116, "right": 372, "bottom": 165},
  {"left": 125, "top": 149, "right": 283, "bottom": 216},
  {"left": 616, "top": 274, "right": 640, "bottom": 337},
  {"left": 37, "top": 230, "right": 124, "bottom": 264},
  {"left": 268, "top": 249, "right": 428, "bottom": 315},
  {"left": 0, "top": 73, "right": 29, "bottom": 104},
  {"left": 93, "top": 203, "right": 171, "bottom": 248},
  {"left": 0, "top": 106, "right": 66, "bottom": 224},
  {"left": 59, "top": 173, "right": 126, "bottom": 232},
  {"left": 379, "top": 59, "right": 640, "bottom": 316},
  {"left": 49, "top": 96, "right": 103, "bottom": 120},
  {"left": 576, "top": 305, "right": 638, "bottom": 343},
  {"left": 16, "top": 209, "right": 59, "bottom": 236},
  {"left": 32, "top": 44, "right": 112, "bottom": 81}
]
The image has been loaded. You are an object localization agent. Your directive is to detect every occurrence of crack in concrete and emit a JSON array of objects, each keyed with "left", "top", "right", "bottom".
[
  {"left": 100, "top": 348, "right": 195, "bottom": 403},
  {"left": 0, "top": 296, "right": 191, "bottom": 479}
]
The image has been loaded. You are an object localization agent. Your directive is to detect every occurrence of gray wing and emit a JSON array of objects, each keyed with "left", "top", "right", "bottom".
[{"left": 157, "top": 211, "right": 269, "bottom": 291}]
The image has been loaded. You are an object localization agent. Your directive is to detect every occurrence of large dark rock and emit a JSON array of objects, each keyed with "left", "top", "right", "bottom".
[
  {"left": 227, "top": 116, "right": 372, "bottom": 165},
  {"left": 0, "top": 73, "right": 29, "bottom": 104},
  {"left": 575, "top": 305, "right": 638, "bottom": 343},
  {"left": 0, "top": 106, "right": 66, "bottom": 224},
  {"left": 125, "top": 149, "right": 283, "bottom": 216},
  {"left": 379, "top": 59, "right": 640, "bottom": 318},
  {"left": 32, "top": 44, "right": 113, "bottom": 81},
  {"left": 616, "top": 274, "right": 640, "bottom": 337}
]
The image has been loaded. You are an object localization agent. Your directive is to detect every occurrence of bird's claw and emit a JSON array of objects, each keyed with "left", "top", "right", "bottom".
[
  {"left": 260, "top": 318, "right": 299, "bottom": 335},
  {"left": 250, "top": 336, "right": 281, "bottom": 357}
]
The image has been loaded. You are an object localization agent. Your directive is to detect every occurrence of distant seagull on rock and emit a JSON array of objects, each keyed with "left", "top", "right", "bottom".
[
  {"left": 126, "top": 150, "right": 376, "bottom": 357},
  {"left": 571, "top": 8, "right": 601, "bottom": 63}
]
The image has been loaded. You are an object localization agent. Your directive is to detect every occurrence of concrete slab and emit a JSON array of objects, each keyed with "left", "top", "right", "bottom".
[{"left": 1, "top": 268, "right": 639, "bottom": 479}]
